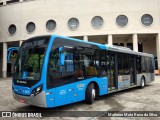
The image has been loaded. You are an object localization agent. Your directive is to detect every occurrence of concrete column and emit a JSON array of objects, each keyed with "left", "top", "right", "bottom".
[
  {"left": 3, "top": 1, "right": 6, "bottom": 5},
  {"left": 2, "top": 42, "right": 7, "bottom": 78},
  {"left": 156, "top": 33, "right": 160, "bottom": 70},
  {"left": 19, "top": 40, "right": 23, "bottom": 46},
  {"left": 133, "top": 34, "right": 138, "bottom": 52},
  {"left": 83, "top": 35, "right": 88, "bottom": 41},
  {"left": 108, "top": 34, "right": 113, "bottom": 45}
]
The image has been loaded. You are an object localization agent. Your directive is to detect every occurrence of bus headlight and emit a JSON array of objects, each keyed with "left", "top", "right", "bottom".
[{"left": 31, "top": 85, "right": 43, "bottom": 97}]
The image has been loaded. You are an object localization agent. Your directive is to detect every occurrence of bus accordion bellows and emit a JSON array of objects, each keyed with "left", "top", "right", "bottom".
[{"left": 12, "top": 35, "right": 155, "bottom": 108}]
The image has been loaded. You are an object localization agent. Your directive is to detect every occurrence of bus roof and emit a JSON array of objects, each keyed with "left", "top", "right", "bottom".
[
  {"left": 53, "top": 35, "right": 106, "bottom": 50},
  {"left": 105, "top": 44, "right": 153, "bottom": 57},
  {"left": 7, "top": 47, "right": 19, "bottom": 51},
  {"left": 24, "top": 34, "right": 153, "bottom": 58},
  {"left": 52, "top": 35, "right": 153, "bottom": 57}
]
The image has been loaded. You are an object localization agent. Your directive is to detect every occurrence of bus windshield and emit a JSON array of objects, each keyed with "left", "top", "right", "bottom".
[{"left": 13, "top": 38, "right": 49, "bottom": 81}]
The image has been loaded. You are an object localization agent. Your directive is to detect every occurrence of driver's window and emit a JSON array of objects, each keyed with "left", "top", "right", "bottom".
[
  {"left": 47, "top": 48, "right": 75, "bottom": 80},
  {"left": 48, "top": 48, "right": 61, "bottom": 79},
  {"left": 49, "top": 49, "right": 60, "bottom": 72}
]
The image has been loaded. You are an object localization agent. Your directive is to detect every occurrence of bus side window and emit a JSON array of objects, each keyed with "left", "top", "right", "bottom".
[
  {"left": 136, "top": 56, "right": 141, "bottom": 73},
  {"left": 73, "top": 47, "right": 99, "bottom": 77},
  {"left": 48, "top": 49, "right": 61, "bottom": 79},
  {"left": 150, "top": 57, "right": 154, "bottom": 73},
  {"left": 64, "top": 52, "right": 74, "bottom": 76},
  {"left": 100, "top": 51, "right": 107, "bottom": 76},
  {"left": 118, "top": 54, "right": 130, "bottom": 75}
]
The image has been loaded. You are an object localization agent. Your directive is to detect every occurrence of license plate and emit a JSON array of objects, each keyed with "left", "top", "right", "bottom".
[{"left": 18, "top": 98, "right": 25, "bottom": 103}]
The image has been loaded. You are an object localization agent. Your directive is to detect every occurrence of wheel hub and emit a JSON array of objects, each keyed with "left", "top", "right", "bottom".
[{"left": 92, "top": 89, "right": 96, "bottom": 99}]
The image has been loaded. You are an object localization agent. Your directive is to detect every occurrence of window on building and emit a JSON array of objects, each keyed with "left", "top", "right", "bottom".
[
  {"left": 46, "top": 20, "right": 56, "bottom": 31},
  {"left": 6, "top": 0, "right": 19, "bottom": 4},
  {"left": 138, "top": 43, "right": 143, "bottom": 52},
  {"left": 68, "top": 18, "right": 79, "bottom": 30},
  {"left": 0, "top": 2, "right": 3, "bottom": 5},
  {"left": 8, "top": 24, "right": 16, "bottom": 35},
  {"left": 26, "top": 22, "right": 36, "bottom": 33},
  {"left": 116, "top": 15, "right": 128, "bottom": 27},
  {"left": 113, "top": 43, "right": 124, "bottom": 46},
  {"left": 141, "top": 14, "right": 153, "bottom": 26},
  {"left": 91, "top": 16, "right": 103, "bottom": 29},
  {"left": 127, "top": 43, "right": 133, "bottom": 50}
]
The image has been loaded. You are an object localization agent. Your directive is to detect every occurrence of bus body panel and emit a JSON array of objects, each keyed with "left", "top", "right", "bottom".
[
  {"left": 137, "top": 73, "right": 155, "bottom": 86},
  {"left": 45, "top": 77, "right": 108, "bottom": 108},
  {"left": 142, "top": 73, "right": 155, "bottom": 84},
  {"left": 13, "top": 91, "right": 47, "bottom": 107},
  {"left": 41, "top": 35, "right": 56, "bottom": 90},
  {"left": 45, "top": 88, "right": 56, "bottom": 108},
  {"left": 117, "top": 75, "right": 131, "bottom": 90},
  {"left": 54, "top": 83, "right": 78, "bottom": 107},
  {"left": 137, "top": 74, "right": 144, "bottom": 86},
  {"left": 13, "top": 79, "right": 45, "bottom": 96},
  {"left": 57, "top": 35, "right": 107, "bottom": 50},
  {"left": 13, "top": 85, "right": 31, "bottom": 96},
  {"left": 12, "top": 34, "right": 155, "bottom": 108}
]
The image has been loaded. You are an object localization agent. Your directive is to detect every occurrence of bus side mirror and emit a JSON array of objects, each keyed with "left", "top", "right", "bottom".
[{"left": 59, "top": 47, "right": 65, "bottom": 66}]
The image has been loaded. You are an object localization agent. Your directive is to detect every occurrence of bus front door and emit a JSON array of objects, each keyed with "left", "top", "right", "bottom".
[
  {"left": 130, "top": 56, "right": 137, "bottom": 86},
  {"left": 107, "top": 54, "right": 117, "bottom": 91}
]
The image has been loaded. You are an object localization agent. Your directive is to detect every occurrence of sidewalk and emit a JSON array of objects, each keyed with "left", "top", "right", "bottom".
[{"left": 0, "top": 77, "right": 12, "bottom": 81}]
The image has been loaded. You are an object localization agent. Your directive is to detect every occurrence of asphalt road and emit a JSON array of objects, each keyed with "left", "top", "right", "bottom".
[{"left": 0, "top": 76, "right": 160, "bottom": 120}]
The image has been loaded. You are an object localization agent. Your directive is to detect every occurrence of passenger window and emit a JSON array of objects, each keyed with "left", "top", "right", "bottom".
[
  {"left": 64, "top": 52, "right": 74, "bottom": 74},
  {"left": 48, "top": 48, "right": 76, "bottom": 79},
  {"left": 136, "top": 56, "right": 141, "bottom": 73},
  {"left": 100, "top": 51, "right": 107, "bottom": 76},
  {"left": 118, "top": 54, "right": 130, "bottom": 75},
  {"left": 74, "top": 47, "right": 99, "bottom": 76}
]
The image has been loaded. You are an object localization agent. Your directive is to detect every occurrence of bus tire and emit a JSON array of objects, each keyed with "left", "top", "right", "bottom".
[
  {"left": 140, "top": 77, "right": 145, "bottom": 89},
  {"left": 85, "top": 83, "right": 96, "bottom": 104}
]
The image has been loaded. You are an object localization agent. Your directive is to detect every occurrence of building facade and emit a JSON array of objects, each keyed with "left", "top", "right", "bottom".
[{"left": 0, "top": 0, "right": 160, "bottom": 78}]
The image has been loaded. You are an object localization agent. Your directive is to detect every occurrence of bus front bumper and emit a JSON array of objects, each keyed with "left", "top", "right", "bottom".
[{"left": 12, "top": 91, "right": 47, "bottom": 108}]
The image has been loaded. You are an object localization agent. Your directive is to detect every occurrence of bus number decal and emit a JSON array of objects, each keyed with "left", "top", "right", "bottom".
[
  {"left": 77, "top": 84, "right": 85, "bottom": 90},
  {"left": 59, "top": 90, "right": 66, "bottom": 95}
]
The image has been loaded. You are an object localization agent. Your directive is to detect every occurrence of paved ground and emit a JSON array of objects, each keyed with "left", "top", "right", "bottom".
[{"left": 0, "top": 76, "right": 160, "bottom": 120}]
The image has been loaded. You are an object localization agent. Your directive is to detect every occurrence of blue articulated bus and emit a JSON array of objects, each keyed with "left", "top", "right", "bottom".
[
  {"left": 7, "top": 47, "right": 19, "bottom": 63},
  {"left": 7, "top": 47, "right": 19, "bottom": 76},
  {"left": 12, "top": 35, "right": 155, "bottom": 108}
]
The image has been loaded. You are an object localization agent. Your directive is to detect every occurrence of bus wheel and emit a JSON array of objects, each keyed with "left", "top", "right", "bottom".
[
  {"left": 140, "top": 77, "right": 145, "bottom": 88},
  {"left": 85, "top": 83, "right": 96, "bottom": 104}
]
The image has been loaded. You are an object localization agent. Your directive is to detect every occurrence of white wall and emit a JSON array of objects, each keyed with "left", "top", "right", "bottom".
[{"left": 0, "top": 0, "right": 160, "bottom": 42}]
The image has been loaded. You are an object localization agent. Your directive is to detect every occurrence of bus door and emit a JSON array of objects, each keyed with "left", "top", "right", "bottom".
[
  {"left": 100, "top": 51, "right": 117, "bottom": 91},
  {"left": 107, "top": 53, "right": 117, "bottom": 91},
  {"left": 130, "top": 56, "right": 137, "bottom": 85}
]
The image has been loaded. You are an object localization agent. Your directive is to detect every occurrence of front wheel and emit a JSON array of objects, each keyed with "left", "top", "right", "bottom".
[
  {"left": 85, "top": 83, "right": 96, "bottom": 104},
  {"left": 140, "top": 77, "right": 145, "bottom": 88}
]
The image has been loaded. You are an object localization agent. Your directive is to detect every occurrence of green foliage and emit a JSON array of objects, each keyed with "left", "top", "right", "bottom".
[{"left": 27, "top": 54, "right": 44, "bottom": 72}]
